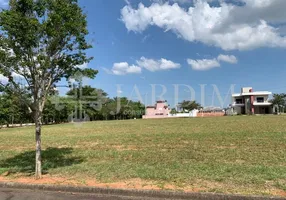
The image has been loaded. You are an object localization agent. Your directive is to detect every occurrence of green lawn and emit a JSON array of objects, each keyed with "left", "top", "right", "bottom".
[{"left": 0, "top": 116, "right": 286, "bottom": 196}]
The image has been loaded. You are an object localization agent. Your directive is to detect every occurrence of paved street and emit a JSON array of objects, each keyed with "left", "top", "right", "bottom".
[
  {"left": 0, "top": 188, "right": 157, "bottom": 200},
  {"left": 1, "top": 187, "right": 285, "bottom": 200}
]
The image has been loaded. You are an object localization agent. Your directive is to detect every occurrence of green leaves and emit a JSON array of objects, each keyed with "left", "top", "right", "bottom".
[
  {"left": 180, "top": 100, "right": 201, "bottom": 112},
  {"left": 271, "top": 93, "right": 286, "bottom": 113},
  {"left": 0, "top": 91, "right": 32, "bottom": 125},
  {"left": 0, "top": 0, "right": 96, "bottom": 112},
  {"left": 0, "top": 0, "right": 97, "bottom": 178},
  {"left": 170, "top": 108, "right": 177, "bottom": 115}
]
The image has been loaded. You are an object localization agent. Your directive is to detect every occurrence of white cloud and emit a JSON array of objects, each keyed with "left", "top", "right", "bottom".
[
  {"left": 0, "top": 72, "right": 24, "bottom": 84},
  {"left": 104, "top": 57, "right": 180, "bottom": 75},
  {"left": 187, "top": 54, "right": 238, "bottom": 70},
  {"left": 11, "top": 72, "right": 24, "bottom": 79},
  {"left": 137, "top": 57, "right": 181, "bottom": 72},
  {"left": 242, "top": 0, "right": 272, "bottom": 8},
  {"left": 121, "top": 0, "right": 286, "bottom": 50},
  {"left": 106, "top": 62, "right": 142, "bottom": 75},
  {"left": 217, "top": 54, "right": 238, "bottom": 64},
  {"left": 187, "top": 58, "right": 220, "bottom": 71},
  {"left": 151, "top": 0, "right": 190, "bottom": 4},
  {"left": 141, "top": 34, "right": 150, "bottom": 43},
  {"left": 0, "top": 74, "right": 8, "bottom": 83},
  {"left": 117, "top": 89, "right": 123, "bottom": 94},
  {"left": 76, "top": 63, "right": 88, "bottom": 69},
  {"left": 0, "top": 0, "right": 8, "bottom": 7}
]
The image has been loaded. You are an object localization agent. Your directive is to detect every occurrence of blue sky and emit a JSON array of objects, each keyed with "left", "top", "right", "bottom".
[
  {"left": 2, "top": 0, "right": 286, "bottom": 108},
  {"left": 74, "top": 0, "right": 286, "bottom": 107}
]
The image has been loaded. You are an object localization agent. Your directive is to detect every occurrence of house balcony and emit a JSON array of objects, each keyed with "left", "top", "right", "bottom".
[
  {"left": 232, "top": 102, "right": 245, "bottom": 107},
  {"left": 253, "top": 101, "right": 272, "bottom": 106}
]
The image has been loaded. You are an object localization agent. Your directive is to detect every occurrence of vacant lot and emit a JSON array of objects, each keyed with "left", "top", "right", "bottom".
[{"left": 0, "top": 116, "right": 286, "bottom": 196}]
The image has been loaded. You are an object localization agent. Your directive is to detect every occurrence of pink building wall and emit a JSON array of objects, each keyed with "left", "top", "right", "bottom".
[{"left": 143, "top": 101, "right": 170, "bottom": 119}]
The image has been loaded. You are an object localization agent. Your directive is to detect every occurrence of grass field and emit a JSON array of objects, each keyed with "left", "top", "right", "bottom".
[{"left": 0, "top": 116, "right": 286, "bottom": 196}]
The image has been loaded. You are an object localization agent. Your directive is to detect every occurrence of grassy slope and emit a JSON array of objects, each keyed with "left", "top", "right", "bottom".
[{"left": 0, "top": 116, "right": 285, "bottom": 195}]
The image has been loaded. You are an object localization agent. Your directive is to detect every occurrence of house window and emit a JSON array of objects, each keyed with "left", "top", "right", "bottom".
[
  {"left": 257, "top": 97, "right": 264, "bottom": 103},
  {"left": 235, "top": 99, "right": 243, "bottom": 104}
]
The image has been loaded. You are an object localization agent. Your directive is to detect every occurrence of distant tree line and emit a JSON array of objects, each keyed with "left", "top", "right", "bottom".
[
  {"left": 271, "top": 93, "right": 286, "bottom": 113},
  {"left": 0, "top": 85, "right": 145, "bottom": 127}
]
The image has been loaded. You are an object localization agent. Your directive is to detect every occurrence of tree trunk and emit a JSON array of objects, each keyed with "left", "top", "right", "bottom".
[{"left": 35, "top": 113, "right": 42, "bottom": 179}]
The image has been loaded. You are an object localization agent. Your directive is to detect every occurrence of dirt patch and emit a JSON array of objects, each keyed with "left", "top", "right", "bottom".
[
  {"left": 0, "top": 175, "right": 206, "bottom": 192},
  {"left": 266, "top": 189, "right": 286, "bottom": 197},
  {"left": 0, "top": 176, "right": 78, "bottom": 186},
  {"left": 86, "top": 178, "right": 161, "bottom": 190},
  {"left": 276, "top": 190, "right": 286, "bottom": 197}
]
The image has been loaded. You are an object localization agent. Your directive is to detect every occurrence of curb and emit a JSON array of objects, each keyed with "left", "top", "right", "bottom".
[{"left": 0, "top": 182, "right": 285, "bottom": 200}]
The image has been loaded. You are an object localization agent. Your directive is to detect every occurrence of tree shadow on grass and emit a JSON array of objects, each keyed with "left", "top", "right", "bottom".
[{"left": 0, "top": 148, "right": 84, "bottom": 175}]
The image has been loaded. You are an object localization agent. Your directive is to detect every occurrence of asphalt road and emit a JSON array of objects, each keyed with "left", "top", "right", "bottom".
[
  {"left": 1, "top": 187, "right": 285, "bottom": 200},
  {"left": 0, "top": 188, "right": 158, "bottom": 200}
]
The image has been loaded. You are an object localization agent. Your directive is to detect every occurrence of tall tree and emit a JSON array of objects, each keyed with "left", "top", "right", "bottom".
[
  {"left": 180, "top": 100, "right": 201, "bottom": 112},
  {"left": 170, "top": 108, "right": 177, "bottom": 115},
  {"left": 0, "top": 0, "right": 97, "bottom": 178},
  {"left": 271, "top": 93, "right": 286, "bottom": 113},
  {"left": 0, "top": 91, "right": 27, "bottom": 126}
]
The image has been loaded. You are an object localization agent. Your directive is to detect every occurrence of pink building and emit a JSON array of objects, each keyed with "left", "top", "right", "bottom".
[{"left": 143, "top": 100, "right": 171, "bottom": 119}]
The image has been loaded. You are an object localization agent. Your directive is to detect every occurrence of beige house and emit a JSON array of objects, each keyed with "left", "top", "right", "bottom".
[{"left": 232, "top": 87, "right": 273, "bottom": 115}]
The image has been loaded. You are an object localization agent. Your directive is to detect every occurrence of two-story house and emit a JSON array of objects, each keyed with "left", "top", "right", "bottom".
[
  {"left": 143, "top": 100, "right": 170, "bottom": 119},
  {"left": 232, "top": 87, "right": 273, "bottom": 115}
]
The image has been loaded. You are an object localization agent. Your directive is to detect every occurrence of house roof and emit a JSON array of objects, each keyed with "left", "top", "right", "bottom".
[
  {"left": 156, "top": 100, "right": 167, "bottom": 103},
  {"left": 232, "top": 91, "right": 272, "bottom": 97},
  {"left": 146, "top": 100, "right": 169, "bottom": 109}
]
